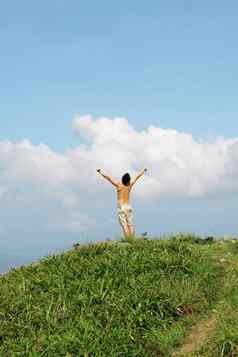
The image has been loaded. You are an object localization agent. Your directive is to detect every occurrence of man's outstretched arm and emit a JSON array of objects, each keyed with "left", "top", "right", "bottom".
[
  {"left": 97, "top": 169, "right": 118, "bottom": 187},
  {"left": 131, "top": 168, "right": 147, "bottom": 186}
]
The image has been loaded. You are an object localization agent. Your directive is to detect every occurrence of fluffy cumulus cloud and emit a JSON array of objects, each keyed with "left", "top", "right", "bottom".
[
  {"left": 72, "top": 115, "right": 238, "bottom": 197},
  {"left": 1, "top": 115, "right": 238, "bottom": 247}
]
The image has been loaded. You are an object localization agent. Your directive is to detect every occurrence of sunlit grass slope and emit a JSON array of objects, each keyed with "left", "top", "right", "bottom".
[{"left": 0, "top": 235, "right": 237, "bottom": 356}]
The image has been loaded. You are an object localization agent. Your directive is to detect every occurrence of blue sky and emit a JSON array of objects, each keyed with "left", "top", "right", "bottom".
[
  {"left": 1, "top": 0, "right": 238, "bottom": 150},
  {"left": 0, "top": 1, "right": 238, "bottom": 273}
]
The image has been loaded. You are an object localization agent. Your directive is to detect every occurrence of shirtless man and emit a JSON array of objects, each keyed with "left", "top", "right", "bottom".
[{"left": 97, "top": 168, "right": 147, "bottom": 239}]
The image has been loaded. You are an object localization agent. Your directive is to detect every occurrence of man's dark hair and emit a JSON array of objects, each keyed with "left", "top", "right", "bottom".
[{"left": 122, "top": 173, "right": 131, "bottom": 186}]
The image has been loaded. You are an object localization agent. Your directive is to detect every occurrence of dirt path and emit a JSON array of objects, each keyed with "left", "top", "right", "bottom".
[
  {"left": 172, "top": 315, "right": 217, "bottom": 356},
  {"left": 172, "top": 245, "right": 237, "bottom": 356}
]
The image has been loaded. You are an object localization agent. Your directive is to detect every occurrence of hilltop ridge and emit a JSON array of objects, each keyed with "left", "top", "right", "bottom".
[{"left": 0, "top": 235, "right": 238, "bottom": 356}]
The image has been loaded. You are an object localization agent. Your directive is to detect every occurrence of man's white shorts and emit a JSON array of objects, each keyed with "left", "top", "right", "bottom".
[{"left": 118, "top": 203, "right": 134, "bottom": 228}]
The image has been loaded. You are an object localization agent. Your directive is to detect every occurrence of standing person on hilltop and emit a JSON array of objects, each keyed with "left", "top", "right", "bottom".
[{"left": 97, "top": 168, "right": 147, "bottom": 240}]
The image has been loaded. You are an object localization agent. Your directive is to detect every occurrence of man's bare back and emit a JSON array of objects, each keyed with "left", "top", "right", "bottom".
[
  {"left": 97, "top": 169, "right": 147, "bottom": 239},
  {"left": 117, "top": 183, "right": 131, "bottom": 205}
]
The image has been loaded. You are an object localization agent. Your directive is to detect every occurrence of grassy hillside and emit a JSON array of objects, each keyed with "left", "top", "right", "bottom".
[{"left": 0, "top": 235, "right": 238, "bottom": 356}]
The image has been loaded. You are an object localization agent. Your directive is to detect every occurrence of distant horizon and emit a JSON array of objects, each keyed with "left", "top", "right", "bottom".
[{"left": 1, "top": 231, "right": 237, "bottom": 274}]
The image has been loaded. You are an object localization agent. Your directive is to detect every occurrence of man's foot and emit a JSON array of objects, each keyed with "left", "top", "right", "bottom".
[{"left": 123, "top": 235, "right": 135, "bottom": 243}]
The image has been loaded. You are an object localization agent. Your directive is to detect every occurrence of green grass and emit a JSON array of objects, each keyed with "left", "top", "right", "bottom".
[
  {"left": 0, "top": 235, "right": 237, "bottom": 356},
  {"left": 197, "top": 241, "right": 238, "bottom": 357}
]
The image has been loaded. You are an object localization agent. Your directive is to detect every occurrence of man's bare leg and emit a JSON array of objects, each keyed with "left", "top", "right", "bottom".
[
  {"left": 127, "top": 225, "right": 132, "bottom": 236},
  {"left": 127, "top": 225, "right": 135, "bottom": 241},
  {"left": 121, "top": 225, "right": 132, "bottom": 241},
  {"left": 123, "top": 225, "right": 134, "bottom": 242}
]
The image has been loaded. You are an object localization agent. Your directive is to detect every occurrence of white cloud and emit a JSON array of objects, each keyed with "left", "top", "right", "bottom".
[
  {"left": 0, "top": 114, "right": 238, "bottom": 245},
  {"left": 72, "top": 114, "right": 238, "bottom": 198}
]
